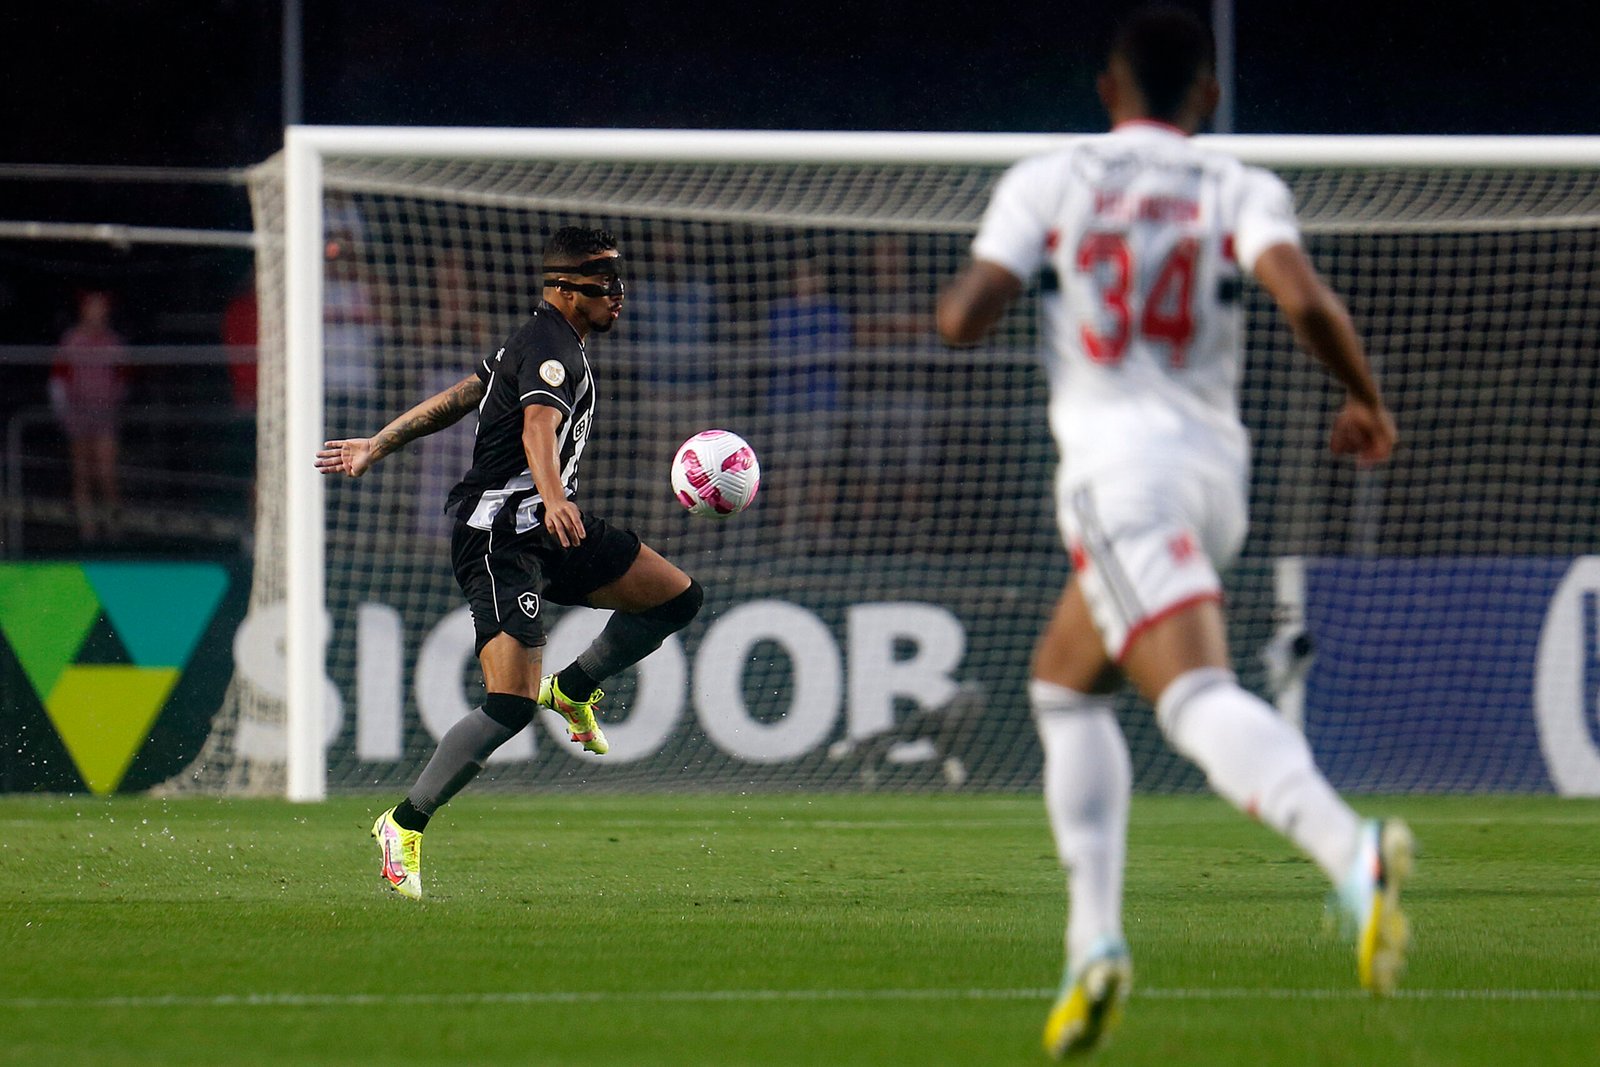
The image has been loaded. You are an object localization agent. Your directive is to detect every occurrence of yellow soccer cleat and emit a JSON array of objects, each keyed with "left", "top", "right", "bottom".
[
  {"left": 539, "top": 674, "right": 609, "bottom": 755},
  {"left": 1339, "top": 817, "right": 1415, "bottom": 995},
  {"left": 371, "top": 807, "right": 423, "bottom": 900},
  {"left": 1042, "top": 941, "right": 1131, "bottom": 1059}
]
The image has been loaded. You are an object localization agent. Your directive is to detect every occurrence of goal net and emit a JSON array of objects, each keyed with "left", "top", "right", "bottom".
[{"left": 177, "top": 130, "right": 1600, "bottom": 798}]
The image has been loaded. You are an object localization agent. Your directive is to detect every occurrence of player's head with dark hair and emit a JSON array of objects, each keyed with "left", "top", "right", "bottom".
[
  {"left": 542, "top": 226, "right": 624, "bottom": 335},
  {"left": 543, "top": 226, "right": 619, "bottom": 272},
  {"left": 1101, "top": 5, "right": 1218, "bottom": 129}
]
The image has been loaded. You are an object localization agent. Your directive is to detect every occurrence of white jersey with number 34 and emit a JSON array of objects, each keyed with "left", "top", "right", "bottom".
[{"left": 972, "top": 121, "right": 1301, "bottom": 482}]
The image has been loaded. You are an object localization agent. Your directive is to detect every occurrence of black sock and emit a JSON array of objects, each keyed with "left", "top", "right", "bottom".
[
  {"left": 556, "top": 663, "right": 601, "bottom": 700},
  {"left": 392, "top": 798, "right": 429, "bottom": 832}
]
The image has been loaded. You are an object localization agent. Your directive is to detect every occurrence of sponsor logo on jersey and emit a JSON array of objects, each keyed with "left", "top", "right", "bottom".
[
  {"left": 539, "top": 359, "right": 566, "bottom": 387},
  {"left": 569, "top": 409, "right": 592, "bottom": 449}
]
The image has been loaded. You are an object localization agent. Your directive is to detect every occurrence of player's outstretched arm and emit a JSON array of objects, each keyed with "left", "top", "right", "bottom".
[
  {"left": 1253, "top": 243, "right": 1398, "bottom": 467},
  {"left": 314, "top": 373, "right": 486, "bottom": 478},
  {"left": 937, "top": 260, "right": 1024, "bottom": 346}
]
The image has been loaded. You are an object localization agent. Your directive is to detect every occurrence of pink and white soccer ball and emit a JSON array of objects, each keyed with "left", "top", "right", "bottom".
[{"left": 670, "top": 430, "right": 761, "bottom": 518}]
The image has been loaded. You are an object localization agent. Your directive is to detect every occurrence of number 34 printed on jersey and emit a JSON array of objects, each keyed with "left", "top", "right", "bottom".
[{"left": 1075, "top": 233, "right": 1198, "bottom": 367}]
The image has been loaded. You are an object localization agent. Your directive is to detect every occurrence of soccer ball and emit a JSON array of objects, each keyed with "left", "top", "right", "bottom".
[{"left": 671, "top": 430, "right": 761, "bottom": 518}]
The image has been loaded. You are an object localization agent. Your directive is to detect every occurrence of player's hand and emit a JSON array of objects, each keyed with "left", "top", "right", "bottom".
[
  {"left": 1329, "top": 398, "right": 1397, "bottom": 468},
  {"left": 542, "top": 497, "right": 586, "bottom": 548},
  {"left": 315, "top": 438, "right": 377, "bottom": 478}
]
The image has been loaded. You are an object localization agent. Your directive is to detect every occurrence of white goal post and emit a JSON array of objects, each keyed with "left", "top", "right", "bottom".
[{"left": 260, "top": 127, "right": 1600, "bottom": 801}]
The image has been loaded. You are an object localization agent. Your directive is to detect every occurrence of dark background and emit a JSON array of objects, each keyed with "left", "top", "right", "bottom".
[
  {"left": 3, "top": 0, "right": 1600, "bottom": 167},
  {"left": 6, "top": 0, "right": 1598, "bottom": 166},
  {"left": 1, "top": 0, "right": 1595, "bottom": 343}
]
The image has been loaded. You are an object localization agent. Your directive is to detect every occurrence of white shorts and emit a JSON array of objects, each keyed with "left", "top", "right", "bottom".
[{"left": 1059, "top": 462, "right": 1248, "bottom": 661}]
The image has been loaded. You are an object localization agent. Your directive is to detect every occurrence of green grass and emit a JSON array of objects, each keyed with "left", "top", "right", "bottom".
[{"left": 1, "top": 793, "right": 1597, "bottom": 1066}]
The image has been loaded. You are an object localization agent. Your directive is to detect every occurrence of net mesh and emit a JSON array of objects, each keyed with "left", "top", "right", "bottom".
[{"left": 171, "top": 143, "right": 1600, "bottom": 795}]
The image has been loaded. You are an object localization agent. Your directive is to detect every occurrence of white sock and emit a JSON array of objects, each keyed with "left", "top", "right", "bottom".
[
  {"left": 1031, "top": 679, "right": 1130, "bottom": 972},
  {"left": 1155, "top": 667, "right": 1360, "bottom": 882}
]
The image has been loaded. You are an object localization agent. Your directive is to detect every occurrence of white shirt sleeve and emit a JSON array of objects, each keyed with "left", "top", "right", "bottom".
[
  {"left": 1234, "top": 167, "right": 1302, "bottom": 274},
  {"left": 971, "top": 154, "right": 1059, "bottom": 283}
]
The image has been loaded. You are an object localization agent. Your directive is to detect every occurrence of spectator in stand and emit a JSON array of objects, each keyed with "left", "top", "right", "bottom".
[
  {"left": 852, "top": 234, "right": 930, "bottom": 347},
  {"left": 766, "top": 254, "right": 850, "bottom": 542},
  {"left": 628, "top": 235, "right": 716, "bottom": 385},
  {"left": 417, "top": 248, "right": 491, "bottom": 355},
  {"left": 412, "top": 249, "right": 492, "bottom": 542},
  {"left": 222, "top": 268, "right": 261, "bottom": 547},
  {"left": 622, "top": 237, "right": 719, "bottom": 528},
  {"left": 50, "top": 289, "right": 127, "bottom": 543},
  {"left": 222, "top": 267, "right": 259, "bottom": 414},
  {"left": 850, "top": 234, "right": 934, "bottom": 532},
  {"left": 323, "top": 196, "right": 382, "bottom": 427}
]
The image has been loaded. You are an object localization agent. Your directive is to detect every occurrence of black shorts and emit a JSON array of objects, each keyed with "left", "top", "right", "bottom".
[{"left": 450, "top": 511, "right": 642, "bottom": 654}]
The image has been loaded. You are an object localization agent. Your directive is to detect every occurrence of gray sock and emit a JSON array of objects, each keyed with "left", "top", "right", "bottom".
[
  {"left": 405, "top": 705, "right": 522, "bottom": 816},
  {"left": 572, "top": 579, "right": 705, "bottom": 683}
]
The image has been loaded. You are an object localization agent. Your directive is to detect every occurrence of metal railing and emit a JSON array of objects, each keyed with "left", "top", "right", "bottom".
[{"left": 2, "top": 403, "right": 254, "bottom": 558}]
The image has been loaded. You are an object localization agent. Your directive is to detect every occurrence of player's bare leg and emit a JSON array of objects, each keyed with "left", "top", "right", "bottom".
[
  {"left": 68, "top": 438, "right": 96, "bottom": 542},
  {"left": 478, "top": 630, "right": 542, "bottom": 698},
  {"left": 540, "top": 545, "right": 703, "bottom": 755},
  {"left": 90, "top": 434, "right": 121, "bottom": 538},
  {"left": 1116, "top": 596, "right": 1230, "bottom": 700},
  {"left": 373, "top": 633, "right": 544, "bottom": 899},
  {"left": 585, "top": 544, "right": 692, "bottom": 612},
  {"left": 1122, "top": 599, "right": 1410, "bottom": 993},
  {"left": 1035, "top": 579, "right": 1134, "bottom": 1058}
]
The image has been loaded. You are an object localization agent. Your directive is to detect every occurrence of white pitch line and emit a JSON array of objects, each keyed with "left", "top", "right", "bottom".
[
  {"left": 2, "top": 987, "right": 1598, "bottom": 1011},
  {"left": 593, "top": 818, "right": 1044, "bottom": 831},
  {"left": 1141, "top": 988, "right": 1600, "bottom": 1002}
]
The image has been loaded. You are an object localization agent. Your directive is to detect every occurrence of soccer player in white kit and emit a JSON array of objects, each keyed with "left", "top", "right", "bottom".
[{"left": 938, "top": 7, "right": 1413, "bottom": 1058}]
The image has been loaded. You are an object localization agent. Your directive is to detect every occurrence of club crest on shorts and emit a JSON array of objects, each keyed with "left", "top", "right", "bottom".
[
  {"left": 517, "top": 592, "right": 540, "bottom": 618},
  {"left": 539, "top": 359, "right": 566, "bottom": 387}
]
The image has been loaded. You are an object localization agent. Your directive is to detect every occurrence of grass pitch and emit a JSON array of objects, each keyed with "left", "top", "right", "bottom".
[{"left": 1, "top": 792, "right": 1597, "bottom": 1066}]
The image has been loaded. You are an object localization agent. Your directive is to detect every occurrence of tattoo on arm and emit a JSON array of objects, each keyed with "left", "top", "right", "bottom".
[{"left": 369, "top": 375, "right": 486, "bottom": 460}]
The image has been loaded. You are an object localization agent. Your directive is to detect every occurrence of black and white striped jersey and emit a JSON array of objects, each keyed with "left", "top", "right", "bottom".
[{"left": 445, "top": 301, "right": 595, "bottom": 533}]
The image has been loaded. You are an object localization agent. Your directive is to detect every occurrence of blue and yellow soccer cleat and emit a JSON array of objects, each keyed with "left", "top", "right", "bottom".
[
  {"left": 538, "top": 675, "right": 609, "bottom": 755},
  {"left": 1338, "top": 817, "right": 1415, "bottom": 995},
  {"left": 1042, "top": 940, "right": 1132, "bottom": 1059},
  {"left": 371, "top": 807, "right": 423, "bottom": 900}
]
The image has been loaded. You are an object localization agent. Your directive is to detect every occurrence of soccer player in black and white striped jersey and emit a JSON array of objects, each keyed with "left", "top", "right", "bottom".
[{"left": 317, "top": 227, "right": 703, "bottom": 900}]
